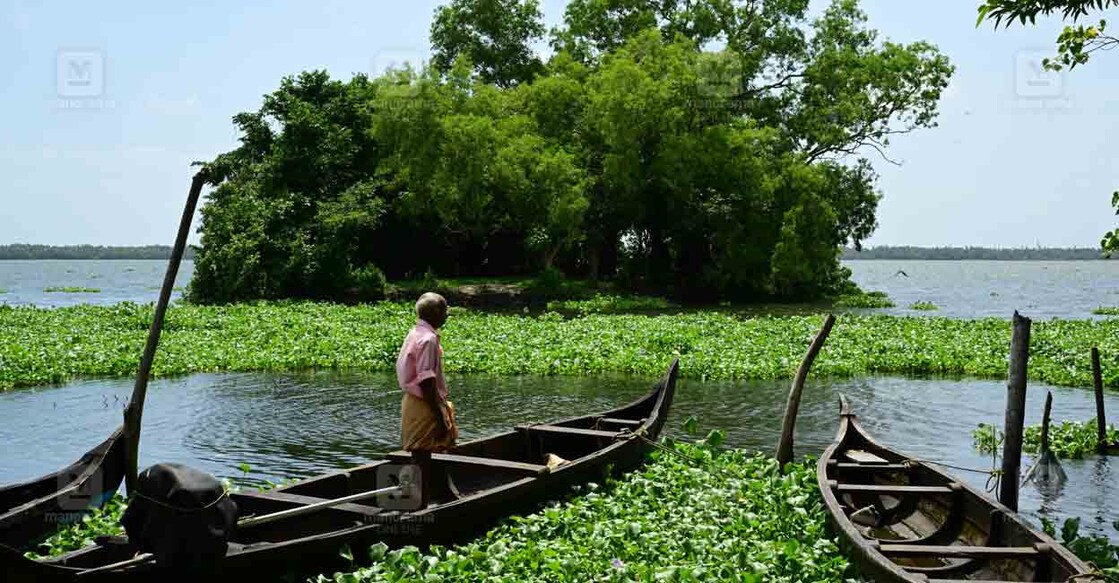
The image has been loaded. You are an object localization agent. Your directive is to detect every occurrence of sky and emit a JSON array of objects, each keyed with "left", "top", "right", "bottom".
[{"left": 1, "top": 1, "right": 1116, "bottom": 248}]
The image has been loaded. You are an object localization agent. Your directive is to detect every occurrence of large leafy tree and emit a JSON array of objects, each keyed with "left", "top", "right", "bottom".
[
  {"left": 977, "top": 0, "right": 1118, "bottom": 254},
  {"left": 430, "top": 0, "right": 546, "bottom": 87},
  {"left": 191, "top": 0, "right": 952, "bottom": 303}
]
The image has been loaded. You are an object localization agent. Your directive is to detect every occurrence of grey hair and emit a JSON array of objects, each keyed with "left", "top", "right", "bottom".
[{"left": 415, "top": 292, "right": 447, "bottom": 322}]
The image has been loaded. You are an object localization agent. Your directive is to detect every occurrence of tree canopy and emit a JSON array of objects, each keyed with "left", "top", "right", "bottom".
[{"left": 189, "top": 0, "right": 953, "bottom": 304}]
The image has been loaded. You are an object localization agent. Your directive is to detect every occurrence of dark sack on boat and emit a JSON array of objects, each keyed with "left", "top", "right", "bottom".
[{"left": 121, "top": 463, "right": 238, "bottom": 571}]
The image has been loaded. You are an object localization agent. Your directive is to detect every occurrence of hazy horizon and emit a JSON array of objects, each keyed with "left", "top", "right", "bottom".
[{"left": 2, "top": 1, "right": 1116, "bottom": 247}]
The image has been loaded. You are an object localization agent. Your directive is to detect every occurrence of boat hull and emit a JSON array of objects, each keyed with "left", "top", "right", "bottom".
[
  {"left": 817, "top": 396, "right": 1100, "bottom": 582},
  {"left": 0, "top": 427, "right": 127, "bottom": 551}
]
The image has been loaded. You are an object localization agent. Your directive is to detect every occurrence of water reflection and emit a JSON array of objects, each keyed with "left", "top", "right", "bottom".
[{"left": 0, "top": 371, "right": 1115, "bottom": 540}]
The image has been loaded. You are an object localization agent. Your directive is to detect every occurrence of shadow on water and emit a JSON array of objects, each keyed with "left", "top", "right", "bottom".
[{"left": 1, "top": 371, "right": 1116, "bottom": 540}]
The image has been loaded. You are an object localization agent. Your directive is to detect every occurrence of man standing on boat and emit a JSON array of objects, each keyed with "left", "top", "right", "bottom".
[{"left": 396, "top": 293, "right": 458, "bottom": 505}]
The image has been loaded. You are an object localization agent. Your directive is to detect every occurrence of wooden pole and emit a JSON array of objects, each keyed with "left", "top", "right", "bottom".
[
  {"left": 776, "top": 314, "right": 837, "bottom": 467},
  {"left": 1039, "top": 391, "right": 1052, "bottom": 454},
  {"left": 998, "top": 311, "right": 1031, "bottom": 512},
  {"left": 124, "top": 172, "right": 206, "bottom": 494},
  {"left": 1092, "top": 346, "right": 1107, "bottom": 454}
]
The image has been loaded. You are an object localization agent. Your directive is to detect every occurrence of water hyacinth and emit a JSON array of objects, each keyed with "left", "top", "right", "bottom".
[
  {"left": 973, "top": 420, "right": 1119, "bottom": 459},
  {"left": 313, "top": 440, "right": 853, "bottom": 582},
  {"left": 0, "top": 302, "right": 1117, "bottom": 391}
]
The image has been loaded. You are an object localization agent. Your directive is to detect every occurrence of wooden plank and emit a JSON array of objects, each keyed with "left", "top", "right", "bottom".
[
  {"left": 843, "top": 449, "right": 891, "bottom": 464},
  {"left": 598, "top": 417, "right": 643, "bottom": 427},
  {"left": 925, "top": 580, "right": 1038, "bottom": 583},
  {"left": 385, "top": 452, "right": 548, "bottom": 476},
  {"left": 835, "top": 462, "right": 910, "bottom": 471},
  {"left": 235, "top": 489, "right": 384, "bottom": 518},
  {"left": 834, "top": 483, "right": 954, "bottom": 495},
  {"left": 516, "top": 424, "right": 622, "bottom": 439},
  {"left": 878, "top": 544, "right": 1041, "bottom": 559}
]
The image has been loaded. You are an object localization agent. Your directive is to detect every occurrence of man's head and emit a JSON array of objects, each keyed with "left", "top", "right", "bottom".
[{"left": 416, "top": 292, "right": 448, "bottom": 329}]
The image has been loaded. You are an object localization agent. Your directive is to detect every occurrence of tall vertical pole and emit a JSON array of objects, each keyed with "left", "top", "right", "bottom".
[
  {"left": 776, "top": 314, "right": 837, "bottom": 468},
  {"left": 999, "top": 311, "right": 1031, "bottom": 512},
  {"left": 1092, "top": 347, "right": 1107, "bottom": 454},
  {"left": 124, "top": 172, "right": 206, "bottom": 494}
]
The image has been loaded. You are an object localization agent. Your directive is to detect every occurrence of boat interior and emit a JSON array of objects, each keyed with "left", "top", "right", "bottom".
[{"left": 828, "top": 424, "right": 1080, "bottom": 581}]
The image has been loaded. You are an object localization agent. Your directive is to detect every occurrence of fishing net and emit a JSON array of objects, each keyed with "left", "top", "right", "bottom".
[{"left": 120, "top": 463, "right": 238, "bottom": 571}]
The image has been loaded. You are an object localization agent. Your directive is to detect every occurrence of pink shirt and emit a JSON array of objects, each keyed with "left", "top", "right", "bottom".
[{"left": 396, "top": 320, "right": 448, "bottom": 401}]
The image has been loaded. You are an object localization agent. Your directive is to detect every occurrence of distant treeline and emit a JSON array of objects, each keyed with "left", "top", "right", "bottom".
[
  {"left": 0, "top": 245, "right": 195, "bottom": 260},
  {"left": 842, "top": 246, "right": 1113, "bottom": 260}
]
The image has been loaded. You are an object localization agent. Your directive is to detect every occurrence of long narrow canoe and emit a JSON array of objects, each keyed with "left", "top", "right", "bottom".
[
  {"left": 818, "top": 396, "right": 1101, "bottom": 582},
  {"left": 1, "top": 359, "right": 678, "bottom": 582},
  {"left": 0, "top": 428, "right": 127, "bottom": 550}
]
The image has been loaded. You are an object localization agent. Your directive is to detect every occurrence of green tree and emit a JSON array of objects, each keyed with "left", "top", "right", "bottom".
[
  {"left": 431, "top": 0, "right": 546, "bottom": 87},
  {"left": 190, "top": 71, "right": 388, "bottom": 303},
  {"left": 977, "top": 0, "right": 1119, "bottom": 254},
  {"left": 190, "top": 0, "right": 951, "bottom": 303}
]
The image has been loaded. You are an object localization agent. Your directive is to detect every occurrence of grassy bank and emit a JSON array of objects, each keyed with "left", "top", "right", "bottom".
[{"left": 0, "top": 302, "right": 1117, "bottom": 391}]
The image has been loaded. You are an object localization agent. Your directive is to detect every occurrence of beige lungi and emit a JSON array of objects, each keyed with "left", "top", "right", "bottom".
[{"left": 401, "top": 393, "right": 457, "bottom": 452}]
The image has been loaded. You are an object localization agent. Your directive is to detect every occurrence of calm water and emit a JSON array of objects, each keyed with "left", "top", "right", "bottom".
[
  {"left": 1, "top": 371, "right": 1115, "bottom": 540},
  {"left": 0, "top": 259, "right": 1114, "bottom": 319},
  {"left": 846, "top": 260, "right": 1118, "bottom": 320},
  {"left": 0, "top": 260, "right": 194, "bottom": 307}
]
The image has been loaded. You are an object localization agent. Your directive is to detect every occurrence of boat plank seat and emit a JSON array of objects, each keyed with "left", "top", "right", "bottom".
[
  {"left": 516, "top": 424, "right": 623, "bottom": 439},
  {"left": 924, "top": 580, "right": 1038, "bottom": 583},
  {"left": 236, "top": 490, "right": 384, "bottom": 518},
  {"left": 843, "top": 449, "right": 891, "bottom": 464},
  {"left": 833, "top": 462, "right": 910, "bottom": 471},
  {"left": 385, "top": 452, "right": 549, "bottom": 476},
  {"left": 830, "top": 482, "right": 956, "bottom": 495},
  {"left": 878, "top": 543, "right": 1044, "bottom": 559},
  {"left": 597, "top": 417, "right": 644, "bottom": 427}
]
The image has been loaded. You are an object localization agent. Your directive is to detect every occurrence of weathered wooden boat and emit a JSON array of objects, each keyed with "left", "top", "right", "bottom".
[
  {"left": 0, "top": 359, "right": 678, "bottom": 582},
  {"left": 0, "top": 429, "right": 127, "bottom": 550},
  {"left": 818, "top": 396, "right": 1102, "bottom": 582}
]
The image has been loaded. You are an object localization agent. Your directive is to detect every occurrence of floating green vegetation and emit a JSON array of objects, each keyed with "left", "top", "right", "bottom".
[
  {"left": 546, "top": 294, "right": 672, "bottom": 315},
  {"left": 25, "top": 493, "right": 126, "bottom": 559},
  {"left": 973, "top": 419, "right": 1119, "bottom": 459},
  {"left": 908, "top": 301, "right": 938, "bottom": 311},
  {"left": 1041, "top": 517, "right": 1119, "bottom": 577},
  {"left": 42, "top": 287, "right": 100, "bottom": 293},
  {"left": 1, "top": 303, "right": 1117, "bottom": 391},
  {"left": 833, "top": 290, "right": 895, "bottom": 309},
  {"left": 0, "top": 288, "right": 8, "bottom": 294},
  {"left": 314, "top": 440, "right": 850, "bottom": 582},
  {"left": 1094, "top": 306, "right": 1119, "bottom": 316},
  {"left": 23, "top": 473, "right": 298, "bottom": 560}
]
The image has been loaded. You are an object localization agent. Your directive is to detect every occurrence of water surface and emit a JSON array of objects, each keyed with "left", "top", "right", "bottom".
[
  {"left": 1, "top": 371, "right": 1115, "bottom": 540},
  {"left": 0, "top": 260, "right": 193, "bottom": 307},
  {"left": 846, "top": 260, "right": 1117, "bottom": 319}
]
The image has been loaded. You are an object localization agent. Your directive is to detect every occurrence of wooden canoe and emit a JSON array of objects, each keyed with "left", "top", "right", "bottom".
[
  {"left": 818, "top": 396, "right": 1102, "bottom": 582},
  {"left": 0, "top": 427, "right": 127, "bottom": 550},
  {"left": 0, "top": 359, "right": 678, "bottom": 582}
]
